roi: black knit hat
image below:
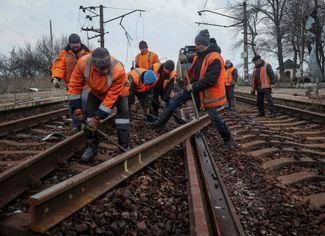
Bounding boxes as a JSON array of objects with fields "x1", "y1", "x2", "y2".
[
  {"x1": 252, "y1": 55, "x2": 261, "y2": 62},
  {"x1": 139, "y1": 40, "x2": 148, "y2": 49},
  {"x1": 68, "y1": 34, "x2": 81, "y2": 43},
  {"x1": 92, "y1": 47, "x2": 111, "y2": 69},
  {"x1": 210, "y1": 38, "x2": 217, "y2": 44},
  {"x1": 164, "y1": 60, "x2": 175, "y2": 72},
  {"x1": 195, "y1": 29, "x2": 210, "y2": 46}
]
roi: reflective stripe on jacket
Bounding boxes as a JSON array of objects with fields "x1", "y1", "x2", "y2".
[
  {"x1": 135, "y1": 51, "x2": 160, "y2": 69},
  {"x1": 251, "y1": 63, "x2": 271, "y2": 91},
  {"x1": 52, "y1": 48, "x2": 90, "y2": 87},
  {"x1": 68, "y1": 54, "x2": 126, "y2": 110},
  {"x1": 189, "y1": 52, "x2": 226, "y2": 108},
  {"x1": 225, "y1": 67, "x2": 235, "y2": 86}
]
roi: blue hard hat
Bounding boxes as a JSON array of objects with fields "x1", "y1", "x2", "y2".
[{"x1": 143, "y1": 70, "x2": 157, "y2": 85}]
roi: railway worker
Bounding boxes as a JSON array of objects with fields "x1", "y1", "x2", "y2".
[
  {"x1": 68, "y1": 47, "x2": 130, "y2": 162},
  {"x1": 251, "y1": 55, "x2": 276, "y2": 117},
  {"x1": 224, "y1": 59, "x2": 238, "y2": 110},
  {"x1": 151, "y1": 29, "x2": 236, "y2": 148},
  {"x1": 151, "y1": 60, "x2": 185, "y2": 124},
  {"x1": 135, "y1": 40, "x2": 160, "y2": 69},
  {"x1": 51, "y1": 33, "x2": 91, "y2": 131},
  {"x1": 128, "y1": 67, "x2": 158, "y2": 122}
]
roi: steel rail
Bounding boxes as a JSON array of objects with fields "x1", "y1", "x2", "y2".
[
  {"x1": 0, "y1": 108, "x2": 69, "y2": 137},
  {"x1": 193, "y1": 133, "x2": 245, "y2": 236},
  {"x1": 28, "y1": 114, "x2": 210, "y2": 233},
  {"x1": 0, "y1": 116, "x2": 114, "y2": 208},
  {"x1": 236, "y1": 95, "x2": 325, "y2": 123}
]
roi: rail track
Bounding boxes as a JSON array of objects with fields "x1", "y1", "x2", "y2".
[{"x1": 0, "y1": 95, "x2": 324, "y2": 235}]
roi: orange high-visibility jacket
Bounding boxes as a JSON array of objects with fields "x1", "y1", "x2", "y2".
[
  {"x1": 151, "y1": 62, "x2": 161, "y2": 75},
  {"x1": 52, "y1": 46, "x2": 90, "y2": 88},
  {"x1": 128, "y1": 68, "x2": 156, "y2": 92},
  {"x1": 135, "y1": 51, "x2": 160, "y2": 69},
  {"x1": 225, "y1": 67, "x2": 235, "y2": 86},
  {"x1": 251, "y1": 63, "x2": 271, "y2": 91},
  {"x1": 68, "y1": 55, "x2": 127, "y2": 112},
  {"x1": 188, "y1": 52, "x2": 226, "y2": 108}
]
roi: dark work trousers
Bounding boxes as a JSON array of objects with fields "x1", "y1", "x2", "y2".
[
  {"x1": 152, "y1": 95, "x2": 184, "y2": 124},
  {"x1": 69, "y1": 107, "x2": 82, "y2": 131},
  {"x1": 257, "y1": 89, "x2": 276, "y2": 115},
  {"x1": 82, "y1": 92, "x2": 129, "y2": 150},
  {"x1": 225, "y1": 85, "x2": 235, "y2": 110},
  {"x1": 156, "y1": 91, "x2": 231, "y2": 143},
  {"x1": 135, "y1": 91, "x2": 154, "y2": 118}
]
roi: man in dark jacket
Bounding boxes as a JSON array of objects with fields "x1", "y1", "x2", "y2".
[
  {"x1": 224, "y1": 59, "x2": 238, "y2": 110},
  {"x1": 152, "y1": 29, "x2": 235, "y2": 148},
  {"x1": 251, "y1": 55, "x2": 276, "y2": 117}
]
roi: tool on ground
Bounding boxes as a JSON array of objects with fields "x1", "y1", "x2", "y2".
[{"x1": 97, "y1": 129, "x2": 128, "y2": 152}]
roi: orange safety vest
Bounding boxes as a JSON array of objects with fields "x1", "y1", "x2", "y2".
[
  {"x1": 151, "y1": 62, "x2": 161, "y2": 75},
  {"x1": 188, "y1": 52, "x2": 226, "y2": 108},
  {"x1": 128, "y1": 68, "x2": 156, "y2": 93},
  {"x1": 135, "y1": 51, "x2": 160, "y2": 69},
  {"x1": 52, "y1": 48, "x2": 90, "y2": 88},
  {"x1": 68, "y1": 55, "x2": 126, "y2": 111},
  {"x1": 225, "y1": 67, "x2": 235, "y2": 86},
  {"x1": 251, "y1": 63, "x2": 271, "y2": 91}
]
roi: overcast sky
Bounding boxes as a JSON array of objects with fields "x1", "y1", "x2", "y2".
[{"x1": 0, "y1": 0, "x2": 254, "y2": 75}]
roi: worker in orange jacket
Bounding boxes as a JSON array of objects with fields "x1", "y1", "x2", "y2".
[
  {"x1": 68, "y1": 47, "x2": 130, "y2": 162},
  {"x1": 52, "y1": 34, "x2": 91, "y2": 131},
  {"x1": 224, "y1": 60, "x2": 238, "y2": 110},
  {"x1": 251, "y1": 55, "x2": 276, "y2": 117},
  {"x1": 135, "y1": 41, "x2": 160, "y2": 69},
  {"x1": 128, "y1": 68, "x2": 158, "y2": 121},
  {"x1": 151, "y1": 60, "x2": 185, "y2": 124},
  {"x1": 152, "y1": 29, "x2": 236, "y2": 148},
  {"x1": 51, "y1": 34, "x2": 90, "y2": 89}
]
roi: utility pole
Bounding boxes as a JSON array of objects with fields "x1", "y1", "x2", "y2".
[
  {"x1": 49, "y1": 20, "x2": 54, "y2": 59},
  {"x1": 80, "y1": 5, "x2": 145, "y2": 48},
  {"x1": 99, "y1": 5, "x2": 104, "y2": 47},
  {"x1": 243, "y1": 1, "x2": 249, "y2": 82},
  {"x1": 299, "y1": 1, "x2": 304, "y2": 82}
]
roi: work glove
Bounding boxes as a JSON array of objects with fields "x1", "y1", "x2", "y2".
[
  {"x1": 85, "y1": 116, "x2": 100, "y2": 133},
  {"x1": 179, "y1": 54, "x2": 188, "y2": 64},
  {"x1": 185, "y1": 84, "x2": 193, "y2": 92},
  {"x1": 52, "y1": 77, "x2": 60, "y2": 88},
  {"x1": 73, "y1": 108, "x2": 84, "y2": 122},
  {"x1": 250, "y1": 90, "x2": 255, "y2": 95}
]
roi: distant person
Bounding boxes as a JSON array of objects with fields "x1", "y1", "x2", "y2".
[
  {"x1": 152, "y1": 29, "x2": 236, "y2": 148},
  {"x1": 135, "y1": 41, "x2": 160, "y2": 69},
  {"x1": 224, "y1": 60, "x2": 238, "y2": 110},
  {"x1": 251, "y1": 55, "x2": 276, "y2": 117},
  {"x1": 51, "y1": 34, "x2": 90, "y2": 89},
  {"x1": 68, "y1": 48, "x2": 130, "y2": 162},
  {"x1": 52, "y1": 34, "x2": 91, "y2": 131},
  {"x1": 128, "y1": 68, "x2": 158, "y2": 121}
]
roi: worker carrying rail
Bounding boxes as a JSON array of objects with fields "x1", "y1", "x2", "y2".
[
  {"x1": 68, "y1": 47, "x2": 130, "y2": 162},
  {"x1": 151, "y1": 29, "x2": 237, "y2": 148}
]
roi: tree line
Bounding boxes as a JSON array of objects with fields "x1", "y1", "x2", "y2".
[{"x1": 229, "y1": 0, "x2": 325, "y2": 82}]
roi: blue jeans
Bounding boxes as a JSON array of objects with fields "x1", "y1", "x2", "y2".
[{"x1": 206, "y1": 107, "x2": 231, "y2": 142}]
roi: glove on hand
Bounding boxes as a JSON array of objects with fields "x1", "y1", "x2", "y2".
[
  {"x1": 250, "y1": 90, "x2": 256, "y2": 95},
  {"x1": 52, "y1": 77, "x2": 60, "y2": 88},
  {"x1": 74, "y1": 108, "x2": 84, "y2": 121},
  {"x1": 185, "y1": 84, "x2": 193, "y2": 92},
  {"x1": 85, "y1": 116, "x2": 100, "y2": 133}
]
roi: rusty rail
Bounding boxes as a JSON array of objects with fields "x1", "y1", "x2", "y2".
[
  {"x1": 0, "y1": 108, "x2": 69, "y2": 137},
  {"x1": 28, "y1": 115, "x2": 210, "y2": 232},
  {"x1": 193, "y1": 133, "x2": 245, "y2": 236}
]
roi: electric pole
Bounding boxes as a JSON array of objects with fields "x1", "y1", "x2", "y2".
[
  {"x1": 99, "y1": 5, "x2": 104, "y2": 47},
  {"x1": 243, "y1": 1, "x2": 249, "y2": 82},
  {"x1": 80, "y1": 5, "x2": 145, "y2": 48},
  {"x1": 49, "y1": 20, "x2": 53, "y2": 60}
]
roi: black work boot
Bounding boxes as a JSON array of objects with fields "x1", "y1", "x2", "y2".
[
  {"x1": 81, "y1": 145, "x2": 98, "y2": 163},
  {"x1": 117, "y1": 129, "x2": 129, "y2": 151}
]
